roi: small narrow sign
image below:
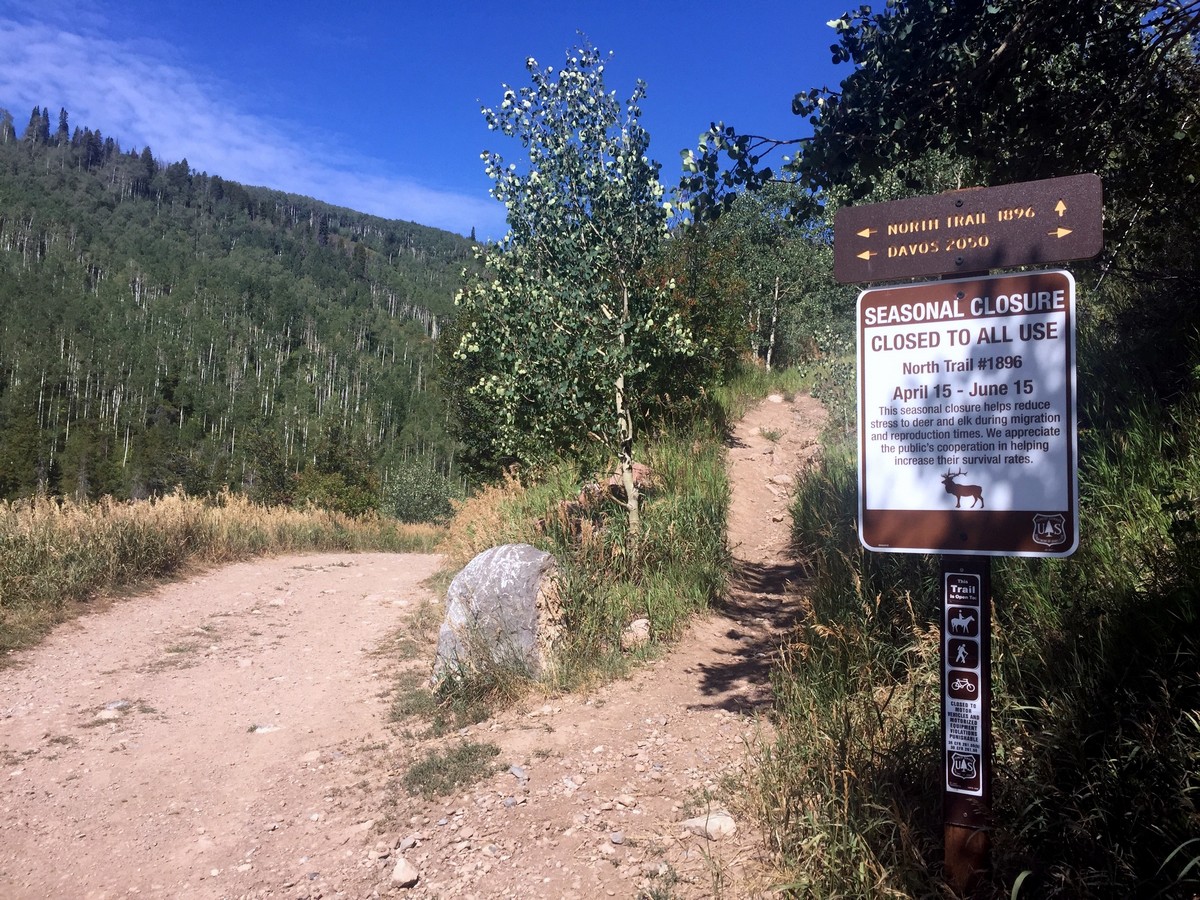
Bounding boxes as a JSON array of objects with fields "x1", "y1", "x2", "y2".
[{"x1": 944, "y1": 571, "x2": 986, "y2": 799}]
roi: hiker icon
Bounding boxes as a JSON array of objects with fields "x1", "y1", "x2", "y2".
[{"x1": 948, "y1": 639, "x2": 978, "y2": 668}]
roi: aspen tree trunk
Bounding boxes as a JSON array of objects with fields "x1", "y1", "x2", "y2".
[
  {"x1": 766, "y1": 275, "x2": 781, "y2": 371},
  {"x1": 616, "y1": 280, "x2": 640, "y2": 544}
]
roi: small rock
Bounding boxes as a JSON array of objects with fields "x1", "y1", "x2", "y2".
[
  {"x1": 610, "y1": 831, "x2": 625, "y2": 845},
  {"x1": 620, "y1": 618, "x2": 651, "y2": 652},
  {"x1": 681, "y1": 809, "x2": 738, "y2": 840},
  {"x1": 769, "y1": 473, "x2": 794, "y2": 486},
  {"x1": 509, "y1": 764, "x2": 528, "y2": 782},
  {"x1": 397, "y1": 834, "x2": 419, "y2": 851},
  {"x1": 390, "y1": 855, "x2": 420, "y2": 887}
]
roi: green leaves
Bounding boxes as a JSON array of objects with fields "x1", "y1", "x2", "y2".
[
  {"x1": 674, "y1": 122, "x2": 777, "y2": 223},
  {"x1": 790, "y1": 0, "x2": 1200, "y2": 206},
  {"x1": 449, "y1": 43, "x2": 694, "y2": 474}
]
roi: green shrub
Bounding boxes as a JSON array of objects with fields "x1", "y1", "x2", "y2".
[{"x1": 384, "y1": 461, "x2": 462, "y2": 524}]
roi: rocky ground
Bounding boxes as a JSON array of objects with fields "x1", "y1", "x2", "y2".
[{"x1": 0, "y1": 393, "x2": 824, "y2": 899}]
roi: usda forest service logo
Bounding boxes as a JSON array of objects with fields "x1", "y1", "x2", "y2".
[{"x1": 1032, "y1": 514, "x2": 1067, "y2": 547}]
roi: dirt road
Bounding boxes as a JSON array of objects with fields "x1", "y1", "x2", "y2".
[{"x1": 0, "y1": 393, "x2": 824, "y2": 899}]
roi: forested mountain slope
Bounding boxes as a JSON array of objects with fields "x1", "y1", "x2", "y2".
[{"x1": 0, "y1": 107, "x2": 475, "y2": 508}]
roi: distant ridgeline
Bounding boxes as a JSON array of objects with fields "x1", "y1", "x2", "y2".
[{"x1": 0, "y1": 106, "x2": 477, "y2": 509}]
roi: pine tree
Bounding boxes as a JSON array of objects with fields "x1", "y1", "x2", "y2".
[{"x1": 23, "y1": 106, "x2": 43, "y2": 142}]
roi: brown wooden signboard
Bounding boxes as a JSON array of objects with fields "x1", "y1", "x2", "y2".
[{"x1": 834, "y1": 173, "x2": 1103, "y2": 284}]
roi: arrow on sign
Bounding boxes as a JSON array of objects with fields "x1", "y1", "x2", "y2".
[
  {"x1": 857, "y1": 227, "x2": 877, "y2": 238},
  {"x1": 1055, "y1": 200, "x2": 1067, "y2": 217},
  {"x1": 857, "y1": 250, "x2": 877, "y2": 261},
  {"x1": 1048, "y1": 227, "x2": 1073, "y2": 239}
]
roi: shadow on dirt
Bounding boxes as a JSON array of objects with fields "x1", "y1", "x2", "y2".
[{"x1": 686, "y1": 559, "x2": 812, "y2": 714}]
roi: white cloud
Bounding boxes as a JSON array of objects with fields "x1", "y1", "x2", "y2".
[{"x1": 0, "y1": 16, "x2": 504, "y2": 237}]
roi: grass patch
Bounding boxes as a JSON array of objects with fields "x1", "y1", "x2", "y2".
[
  {"x1": 391, "y1": 659, "x2": 530, "y2": 738},
  {"x1": 390, "y1": 670, "x2": 440, "y2": 722},
  {"x1": 708, "y1": 364, "x2": 809, "y2": 422},
  {"x1": 759, "y1": 426, "x2": 787, "y2": 443},
  {"x1": 402, "y1": 740, "x2": 501, "y2": 799}
]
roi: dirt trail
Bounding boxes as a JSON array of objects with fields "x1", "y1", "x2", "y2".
[{"x1": 0, "y1": 393, "x2": 824, "y2": 899}]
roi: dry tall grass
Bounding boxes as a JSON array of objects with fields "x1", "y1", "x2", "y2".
[
  {"x1": 0, "y1": 490, "x2": 442, "y2": 656},
  {"x1": 439, "y1": 469, "x2": 537, "y2": 570}
]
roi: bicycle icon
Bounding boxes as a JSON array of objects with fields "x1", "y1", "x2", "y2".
[{"x1": 950, "y1": 677, "x2": 976, "y2": 693}]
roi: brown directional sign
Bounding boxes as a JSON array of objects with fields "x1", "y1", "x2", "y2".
[{"x1": 835, "y1": 173, "x2": 1103, "y2": 284}]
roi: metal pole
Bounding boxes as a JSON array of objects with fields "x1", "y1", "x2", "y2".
[{"x1": 941, "y1": 553, "x2": 992, "y2": 895}]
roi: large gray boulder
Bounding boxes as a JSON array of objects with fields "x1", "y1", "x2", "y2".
[{"x1": 432, "y1": 544, "x2": 563, "y2": 683}]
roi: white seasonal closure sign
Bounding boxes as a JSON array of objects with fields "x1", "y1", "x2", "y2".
[{"x1": 857, "y1": 270, "x2": 1078, "y2": 557}]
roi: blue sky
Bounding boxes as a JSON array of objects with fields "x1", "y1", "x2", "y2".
[{"x1": 0, "y1": 0, "x2": 852, "y2": 240}]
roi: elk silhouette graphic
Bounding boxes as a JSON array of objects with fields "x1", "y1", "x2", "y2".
[{"x1": 941, "y1": 469, "x2": 984, "y2": 508}]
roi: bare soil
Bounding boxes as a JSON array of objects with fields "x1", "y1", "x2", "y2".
[{"x1": 0, "y1": 393, "x2": 824, "y2": 899}]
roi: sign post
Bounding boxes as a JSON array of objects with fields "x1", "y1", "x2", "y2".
[
  {"x1": 837, "y1": 174, "x2": 1099, "y2": 895},
  {"x1": 941, "y1": 555, "x2": 991, "y2": 892}
]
